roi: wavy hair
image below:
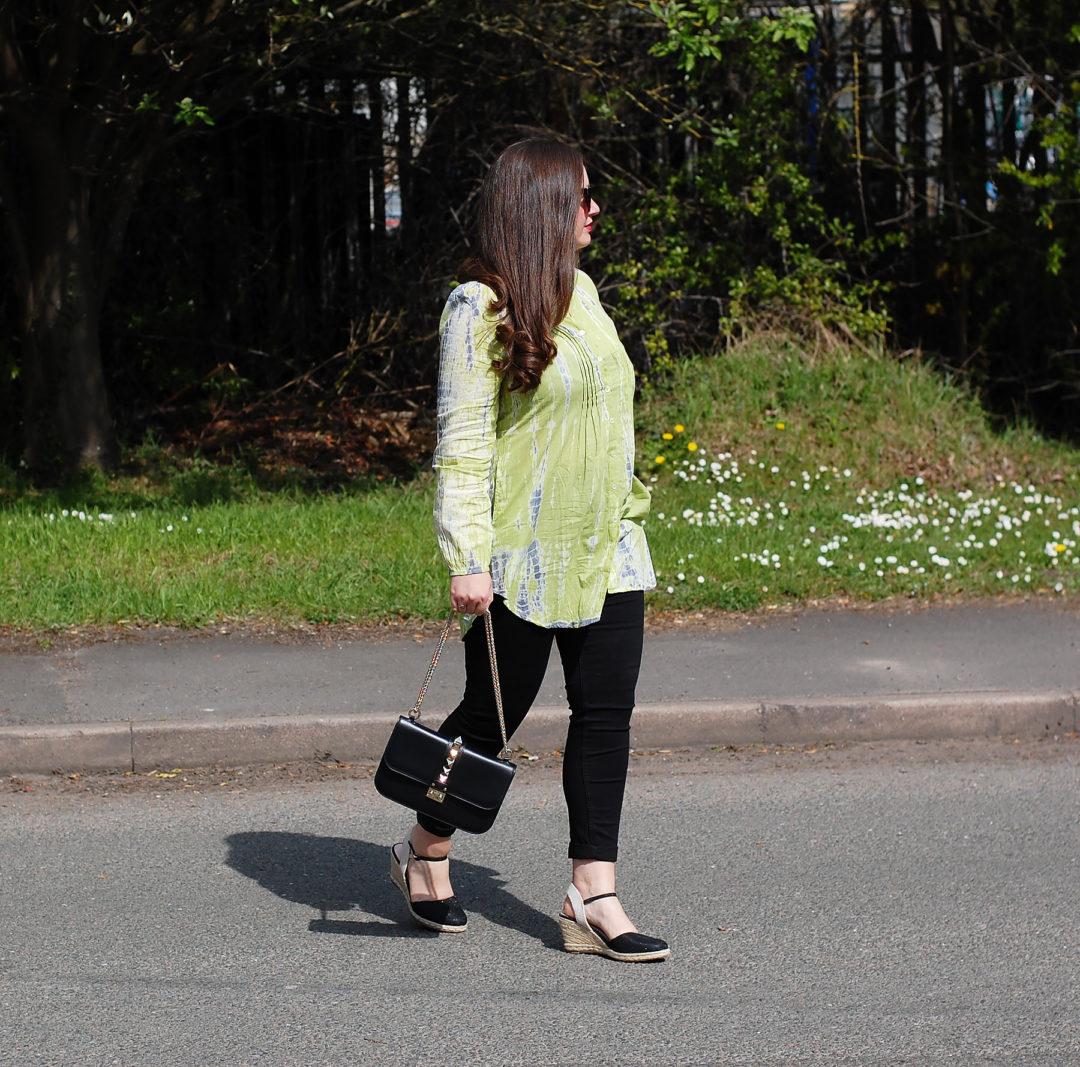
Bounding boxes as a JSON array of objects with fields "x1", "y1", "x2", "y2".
[{"x1": 458, "y1": 139, "x2": 583, "y2": 393}]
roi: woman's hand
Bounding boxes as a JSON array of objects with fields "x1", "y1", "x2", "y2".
[{"x1": 450, "y1": 572, "x2": 494, "y2": 616}]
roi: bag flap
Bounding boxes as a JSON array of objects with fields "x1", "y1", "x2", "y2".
[{"x1": 381, "y1": 716, "x2": 514, "y2": 813}]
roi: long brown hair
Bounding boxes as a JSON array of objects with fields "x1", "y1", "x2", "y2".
[{"x1": 458, "y1": 139, "x2": 583, "y2": 392}]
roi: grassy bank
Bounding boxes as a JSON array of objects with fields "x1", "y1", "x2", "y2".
[
  {"x1": 636, "y1": 338, "x2": 1079, "y2": 613},
  {"x1": 2, "y1": 337, "x2": 1077, "y2": 630}
]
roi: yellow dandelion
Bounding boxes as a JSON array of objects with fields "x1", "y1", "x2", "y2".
[
  {"x1": 655, "y1": 455, "x2": 666, "y2": 464},
  {"x1": 687, "y1": 442, "x2": 699, "y2": 451},
  {"x1": 674, "y1": 424, "x2": 685, "y2": 433},
  {"x1": 776, "y1": 422, "x2": 785, "y2": 430},
  {"x1": 662, "y1": 432, "x2": 674, "y2": 440}
]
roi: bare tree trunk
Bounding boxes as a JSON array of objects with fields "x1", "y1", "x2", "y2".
[
  {"x1": 961, "y1": 27, "x2": 986, "y2": 212},
  {"x1": 396, "y1": 74, "x2": 413, "y2": 240},
  {"x1": 368, "y1": 78, "x2": 387, "y2": 274},
  {"x1": 938, "y1": 0, "x2": 971, "y2": 362},
  {"x1": 344, "y1": 79, "x2": 364, "y2": 290},
  {"x1": 4, "y1": 115, "x2": 115, "y2": 471},
  {"x1": 907, "y1": 0, "x2": 935, "y2": 222},
  {"x1": 877, "y1": 0, "x2": 899, "y2": 221}
]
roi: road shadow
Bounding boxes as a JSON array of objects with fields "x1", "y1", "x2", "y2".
[{"x1": 224, "y1": 832, "x2": 559, "y2": 947}]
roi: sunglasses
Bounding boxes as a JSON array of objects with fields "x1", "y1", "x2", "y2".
[{"x1": 582, "y1": 187, "x2": 593, "y2": 211}]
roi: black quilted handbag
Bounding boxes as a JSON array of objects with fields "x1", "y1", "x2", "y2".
[{"x1": 374, "y1": 611, "x2": 515, "y2": 834}]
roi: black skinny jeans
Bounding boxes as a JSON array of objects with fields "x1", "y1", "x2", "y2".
[{"x1": 417, "y1": 590, "x2": 644, "y2": 863}]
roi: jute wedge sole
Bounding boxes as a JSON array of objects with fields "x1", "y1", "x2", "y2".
[
  {"x1": 389, "y1": 841, "x2": 468, "y2": 933},
  {"x1": 557, "y1": 914, "x2": 670, "y2": 962},
  {"x1": 557, "y1": 885, "x2": 670, "y2": 962}
]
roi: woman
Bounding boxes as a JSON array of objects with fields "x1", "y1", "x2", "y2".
[{"x1": 390, "y1": 139, "x2": 668, "y2": 963}]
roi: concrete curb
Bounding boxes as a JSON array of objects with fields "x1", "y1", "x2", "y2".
[{"x1": 2, "y1": 690, "x2": 1077, "y2": 775}]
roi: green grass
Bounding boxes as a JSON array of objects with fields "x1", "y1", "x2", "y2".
[
  {"x1": 1, "y1": 485, "x2": 449, "y2": 629},
  {"x1": 1, "y1": 335, "x2": 1078, "y2": 631}
]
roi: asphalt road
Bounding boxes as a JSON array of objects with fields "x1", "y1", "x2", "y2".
[{"x1": 2, "y1": 737, "x2": 1079, "y2": 1066}]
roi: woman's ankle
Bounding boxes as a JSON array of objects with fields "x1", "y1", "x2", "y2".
[
  {"x1": 565, "y1": 859, "x2": 638, "y2": 938},
  {"x1": 410, "y1": 824, "x2": 452, "y2": 860},
  {"x1": 405, "y1": 825, "x2": 454, "y2": 901},
  {"x1": 570, "y1": 857, "x2": 616, "y2": 899}
]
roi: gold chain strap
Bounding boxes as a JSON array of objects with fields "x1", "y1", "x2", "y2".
[{"x1": 409, "y1": 611, "x2": 512, "y2": 762}]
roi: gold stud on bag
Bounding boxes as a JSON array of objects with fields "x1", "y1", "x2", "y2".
[
  {"x1": 426, "y1": 736, "x2": 463, "y2": 803},
  {"x1": 374, "y1": 611, "x2": 516, "y2": 834}
]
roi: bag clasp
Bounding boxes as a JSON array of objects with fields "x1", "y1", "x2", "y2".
[{"x1": 426, "y1": 736, "x2": 463, "y2": 803}]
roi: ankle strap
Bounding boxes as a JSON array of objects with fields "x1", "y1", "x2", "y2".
[
  {"x1": 408, "y1": 841, "x2": 448, "y2": 863},
  {"x1": 583, "y1": 891, "x2": 618, "y2": 905}
]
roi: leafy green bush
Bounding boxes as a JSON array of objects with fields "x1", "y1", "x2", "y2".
[{"x1": 598, "y1": 0, "x2": 888, "y2": 370}]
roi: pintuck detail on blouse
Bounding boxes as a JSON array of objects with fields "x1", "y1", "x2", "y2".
[{"x1": 433, "y1": 269, "x2": 655, "y2": 629}]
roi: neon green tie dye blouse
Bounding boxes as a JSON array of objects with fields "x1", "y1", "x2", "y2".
[{"x1": 433, "y1": 269, "x2": 655, "y2": 628}]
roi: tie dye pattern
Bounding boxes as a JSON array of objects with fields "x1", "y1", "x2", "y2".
[{"x1": 433, "y1": 270, "x2": 655, "y2": 628}]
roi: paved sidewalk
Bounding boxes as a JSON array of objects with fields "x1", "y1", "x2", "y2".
[{"x1": 1, "y1": 600, "x2": 1078, "y2": 773}]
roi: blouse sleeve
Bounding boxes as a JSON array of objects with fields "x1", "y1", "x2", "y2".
[{"x1": 432, "y1": 283, "x2": 504, "y2": 575}]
